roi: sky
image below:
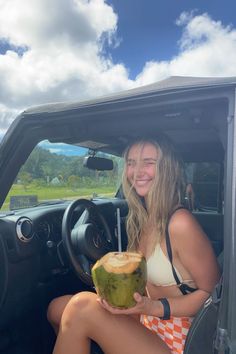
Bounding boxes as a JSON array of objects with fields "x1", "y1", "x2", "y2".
[{"x1": 1, "y1": 0, "x2": 236, "y2": 137}]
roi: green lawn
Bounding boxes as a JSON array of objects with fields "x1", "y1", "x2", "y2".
[{"x1": 1, "y1": 184, "x2": 116, "y2": 211}]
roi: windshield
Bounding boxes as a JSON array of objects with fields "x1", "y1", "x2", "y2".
[{"x1": 1, "y1": 140, "x2": 124, "y2": 211}]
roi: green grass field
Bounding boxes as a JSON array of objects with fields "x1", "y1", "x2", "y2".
[{"x1": 1, "y1": 184, "x2": 116, "y2": 211}]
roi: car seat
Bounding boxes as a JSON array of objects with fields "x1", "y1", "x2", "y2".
[{"x1": 183, "y1": 250, "x2": 223, "y2": 354}]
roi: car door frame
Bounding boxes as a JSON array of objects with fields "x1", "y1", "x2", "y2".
[{"x1": 215, "y1": 87, "x2": 236, "y2": 353}]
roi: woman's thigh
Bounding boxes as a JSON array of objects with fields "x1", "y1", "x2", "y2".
[
  {"x1": 61, "y1": 292, "x2": 171, "y2": 354},
  {"x1": 91, "y1": 312, "x2": 170, "y2": 354}
]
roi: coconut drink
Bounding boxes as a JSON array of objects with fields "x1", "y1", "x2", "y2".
[{"x1": 92, "y1": 252, "x2": 147, "y2": 309}]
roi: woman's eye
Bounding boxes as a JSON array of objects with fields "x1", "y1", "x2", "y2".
[
  {"x1": 126, "y1": 160, "x2": 156, "y2": 167},
  {"x1": 144, "y1": 161, "x2": 155, "y2": 166},
  {"x1": 127, "y1": 161, "x2": 135, "y2": 167}
]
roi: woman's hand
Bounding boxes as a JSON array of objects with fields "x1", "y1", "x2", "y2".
[{"x1": 97, "y1": 293, "x2": 161, "y2": 316}]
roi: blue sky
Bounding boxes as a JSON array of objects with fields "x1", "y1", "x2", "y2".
[
  {"x1": 1, "y1": 0, "x2": 236, "y2": 137},
  {"x1": 39, "y1": 140, "x2": 88, "y2": 156},
  {"x1": 106, "y1": 0, "x2": 236, "y2": 78}
]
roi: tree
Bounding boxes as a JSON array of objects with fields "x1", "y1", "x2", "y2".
[
  {"x1": 68, "y1": 175, "x2": 80, "y2": 191},
  {"x1": 18, "y1": 171, "x2": 32, "y2": 191}
]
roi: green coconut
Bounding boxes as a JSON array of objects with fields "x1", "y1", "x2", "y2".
[{"x1": 92, "y1": 252, "x2": 147, "y2": 309}]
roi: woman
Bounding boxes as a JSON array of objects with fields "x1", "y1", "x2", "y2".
[{"x1": 49, "y1": 137, "x2": 220, "y2": 354}]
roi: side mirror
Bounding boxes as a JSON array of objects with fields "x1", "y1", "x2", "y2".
[{"x1": 83, "y1": 156, "x2": 113, "y2": 171}]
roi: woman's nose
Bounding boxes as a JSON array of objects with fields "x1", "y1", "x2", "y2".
[{"x1": 135, "y1": 162, "x2": 145, "y2": 175}]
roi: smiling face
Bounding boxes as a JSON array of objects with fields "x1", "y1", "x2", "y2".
[{"x1": 126, "y1": 142, "x2": 158, "y2": 198}]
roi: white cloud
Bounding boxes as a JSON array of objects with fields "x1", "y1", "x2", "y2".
[
  {"x1": 136, "y1": 13, "x2": 236, "y2": 85},
  {"x1": 0, "y1": 0, "x2": 133, "y2": 116},
  {"x1": 0, "y1": 0, "x2": 116, "y2": 48},
  {"x1": 1, "y1": 4, "x2": 236, "y2": 135},
  {"x1": 0, "y1": 104, "x2": 20, "y2": 134}
]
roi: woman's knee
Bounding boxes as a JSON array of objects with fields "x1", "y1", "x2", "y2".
[
  {"x1": 47, "y1": 295, "x2": 73, "y2": 328},
  {"x1": 61, "y1": 292, "x2": 99, "y2": 329}
]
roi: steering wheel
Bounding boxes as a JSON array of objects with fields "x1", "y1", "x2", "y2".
[{"x1": 62, "y1": 199, "x2": 117, "y2": 285}]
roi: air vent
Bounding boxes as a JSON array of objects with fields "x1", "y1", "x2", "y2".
[{"x1": 16, "y1": 217, "x2": 34, "y2": 243}]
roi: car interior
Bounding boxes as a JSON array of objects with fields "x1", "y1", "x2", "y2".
[{"x1": 0, "y1": 76, "x2": 233, "y2": 353}]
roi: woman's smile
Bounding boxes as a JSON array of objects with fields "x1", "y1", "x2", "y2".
[
  {"x1": 126, "y1": 142, "x2": 158, "y2": 197},
  {"x1": 134, "y1": 178, "x2": 152, "y2": 186}
]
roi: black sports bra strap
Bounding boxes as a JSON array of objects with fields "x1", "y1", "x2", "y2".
[{"x1": 165, "y1": 206, "x2": 196, "y2": 295}]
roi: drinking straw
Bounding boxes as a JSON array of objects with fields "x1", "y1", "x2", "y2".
[{"x1": 116, "y1": 208, "x2": 122, "y2": 252}]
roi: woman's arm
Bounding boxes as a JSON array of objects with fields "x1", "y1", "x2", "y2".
[{"x1": 165, "y1": 208, "x2": 221, "y2": 317}]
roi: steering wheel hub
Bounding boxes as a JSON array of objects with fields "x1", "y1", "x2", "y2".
[{"x1": 62, "y1": 199, "x2": 116, "y2": 285}]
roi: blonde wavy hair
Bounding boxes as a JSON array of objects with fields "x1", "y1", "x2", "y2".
[{"x1": 122, "y1": 137, "x2": 186, "y2": 252}]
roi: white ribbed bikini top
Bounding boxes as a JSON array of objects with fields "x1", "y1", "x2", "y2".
[{"x1": 146, "y1": 243, "x2": 193, "y2": 287}]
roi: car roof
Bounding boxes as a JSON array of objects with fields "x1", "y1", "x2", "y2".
[
  {"x1": 3, "y1": 76, "x2": 235, "y2": 152},
  {"x1": 23, "y1": 75, "x2": 236, "y2": 115}
]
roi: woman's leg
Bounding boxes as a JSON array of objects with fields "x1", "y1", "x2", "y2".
[
  {"x1": 47, "y1": 295, "x2": 73, "y2": 334},
  {"x1": 53, "y1": 291, "x2": 171, "y2": 354}
]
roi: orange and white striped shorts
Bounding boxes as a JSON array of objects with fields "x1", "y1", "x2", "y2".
[{"x1": 140, "y1": 314, "x2": 193, "y2": 354}]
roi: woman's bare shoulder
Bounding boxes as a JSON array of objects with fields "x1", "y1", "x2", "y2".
[
  {"x1": 168, "y1": 208, "x2": 220, "y2": 292},
  {"x1": 168, "y1": 208, "x2": 208, "y2": 244}
]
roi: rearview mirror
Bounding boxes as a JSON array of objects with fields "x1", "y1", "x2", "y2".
[{"x1": 83, "y1": 156, "x2": 113, "y2": 171}]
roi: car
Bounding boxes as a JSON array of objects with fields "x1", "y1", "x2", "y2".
[{"x1": 0, "y1": 75, "x2": 235, "y2": 354}]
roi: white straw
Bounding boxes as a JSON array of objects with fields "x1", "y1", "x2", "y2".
[{"x1": 116, "y1": 208, "x2": 122, "y2": 252}]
